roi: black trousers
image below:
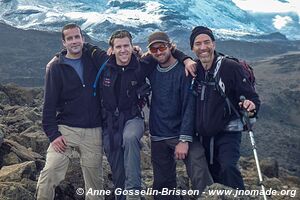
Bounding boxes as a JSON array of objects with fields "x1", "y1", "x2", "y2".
[
  {"x1": 151, "y1": 138, "x2": 213, "y2": 200},
  {"x1": 203, "y1": 132, "x2": 245, "y2": 190}
]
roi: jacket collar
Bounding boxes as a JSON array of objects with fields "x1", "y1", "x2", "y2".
[{"x1": 109, "y1": 53, "x2": 139, "y2": 71}]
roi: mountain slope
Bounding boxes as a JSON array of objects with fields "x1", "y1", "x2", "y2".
[
  {"x1": 0, "y1": 0, "x2": 299, "y2": 41},
  {"x1": 0, "y1": 22, "x2": 96, "y2": 86},
  {"x1": 1, "y1": 22, "x2": 299, "y2": 86},
  {"x1": 240, "y1": 52, "x2": 300, "y2": 176}
]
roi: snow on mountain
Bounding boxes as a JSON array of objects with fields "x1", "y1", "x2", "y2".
[{"x1": 0, "y1": 0, "x2": 299, "y2": 42}]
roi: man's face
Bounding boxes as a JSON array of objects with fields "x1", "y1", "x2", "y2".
[
  {"x1": 62, "y1": 27, "x2": 84, "y2": 58},
  {"x1": 149, "y1": 42, "x2": 171, "y2": 65},
  {"x1": 192, "y1": 34, "x2": 215, "y2": 66},
  {"x1": 112, "y1": 37, "x2": 133, "y2": 66}
]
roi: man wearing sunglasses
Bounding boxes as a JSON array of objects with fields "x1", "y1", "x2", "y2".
[{"x1": 146, "y1": 32, "x2": 213, "y2": 200}]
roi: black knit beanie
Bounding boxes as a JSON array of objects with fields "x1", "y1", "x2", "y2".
[{"x1": 190, "y1": 26, "x2": 215, "y2": 49}]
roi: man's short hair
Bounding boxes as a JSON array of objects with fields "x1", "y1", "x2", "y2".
[
  {"x1": 109, "y1": 30, "x2": 133, "y2": 47},
  {"x1": 61, "y1": 23, "x2": 83, "y2": 41}
]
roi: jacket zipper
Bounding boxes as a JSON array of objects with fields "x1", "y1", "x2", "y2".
[{"x1": 201, "y1": 71, "x2": 209, "y2": 134}]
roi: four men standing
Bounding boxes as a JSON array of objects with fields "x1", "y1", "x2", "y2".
[{"x1": 36, "y1": 23, "x2": 260, "y2": 200}]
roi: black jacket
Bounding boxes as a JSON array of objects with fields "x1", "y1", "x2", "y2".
[
  {"x1": 195, "y1": 52, "x2": 260, "y2": 136},
  {"x1": 91, "y1": 49, "x2": 151, "y2": 151},
  {"x1": 100, "y1": 54, "x2": 146, "y2": 122},
  {"x1": 42, "y1": 46, "x2": 102, "y2": 142}
]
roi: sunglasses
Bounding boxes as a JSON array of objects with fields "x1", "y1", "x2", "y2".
[{"x1": 149, "y1": 44, "x2": 168, "y2": 53}]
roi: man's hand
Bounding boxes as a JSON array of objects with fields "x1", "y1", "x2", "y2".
[
  {"x1": 133, "y1": 45, "x2": 143, "y2": 57},
  {"x1": 183, "y1": 58, "x2": 197, "y2": 77},
  {"x1": 175, "y1": 142, "x2": 189, "y2": 160},
  {"x1": 46, "y1": 56, "x2": 59, "y2": 71},
  {"x1": 141, "y1": 50, "x2": 151, "y2": 58},
  {"x1": 239, "y1": 99, "x2": 256, "y2": 116},
  {"x1": 51, "y1": 136, "x2": 67, "y2": 153},
  {"x1": 107, "y1": 47, "x2": 113, "y2": 56}
]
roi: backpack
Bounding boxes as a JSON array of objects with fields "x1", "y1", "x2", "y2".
[
  {"x1": 214, "y1": 54, "x2": 256, "y2": 131},
  {"x1": 218, "y1": 52, "x2": 256, "y2": 90}
]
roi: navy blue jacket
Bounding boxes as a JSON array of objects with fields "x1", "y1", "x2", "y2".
[
  {"x1": 89, "y1": 47, "x2": 154, "y2": 150},
  {"x1": 42, "y1": 46, "x2": 103, "y2": 142},
  {"x1": 100, "y1": 54, "x2": 147, "y2": 122},
  {"x1": 86, "y1": 44, "x2": 153, "y2": 121}
]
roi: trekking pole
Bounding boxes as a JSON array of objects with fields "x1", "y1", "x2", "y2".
[{"x1": 240, "y1": 96, "x2": 267, "y2": 200}]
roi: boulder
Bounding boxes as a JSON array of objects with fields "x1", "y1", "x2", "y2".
[
  {"x1": 0, "y1": 182, "x2": 34, "y2": 200},
  {"x1": 260, "y1": 157, "x2": 279, "y2": 178},
  {"x1": 0, "y1": 84, "x2": 37, "y2": 106},
  {"x1": 0, "y1": 161, "x2": 36, "y2": 182},
  {"x1": 2, "y1": 114, "x2": 33, "y2": 134},
  {"x1": 0, "y1": 91, "x2": 10, "y2": 105},
  {"x1": 14, "y1": 130, "x2": 49, "y2": 156},
  {"x1": 1, "y1": 139, "x2": 43, "y2": 162},
  {"x1": 24, "y1": 107, "x2": 42, "y2": 122},
  {"x1": 3, "y1": 152, "x2": 21, "y2": 165}
]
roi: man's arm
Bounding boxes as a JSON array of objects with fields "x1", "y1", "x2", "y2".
[
  {"x1": 45, "y1": 43, "x2": 110, "y2": 71},
  {"x1": 172, "y1": 49, "x2": 197, "y2": 77},
  {"x1": 42, "y1": 64, "x2": 62, "y2": 142},
  {"x1": 43, "y1": 63, "x2": 70, "y2": 153},
  {"x1": 179, "y1": 74, "x2": 195, "y2": 140},
  {"x1": 139, "y1": 48, "x2": 197, "y2": 78},
  {"x1": 84, "y1": 43, "x2": 110, "y2": 69},
  {"x1": 138, "y1": 54, "x2": 158, "y2": 79},
  {"x1": 175, "y1": 74, "x2": 195, "y2": 160}
]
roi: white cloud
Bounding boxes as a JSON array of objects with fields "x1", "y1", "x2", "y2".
[
  {"x1": 272, "y1": 15, "x2": 293, "y2": 29},
  {"x1": 232, "y1": 0, "x2": 300, "y2": 15}
]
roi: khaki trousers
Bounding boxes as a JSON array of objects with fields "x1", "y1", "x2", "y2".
[{"x1": 36, "y1": 125, "x2": 103, "y2": 200}]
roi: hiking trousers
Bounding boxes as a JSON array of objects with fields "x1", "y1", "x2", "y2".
[
  {"x1": 151, "y1": 138, "x2": 213, "y2": 200},
  {"x1": 103, "y1": 117, "x2": 144, "y2": 200},
  {"x1": 36, "y1": 125, "x2": 103, "y2": 200},
  {"x1": 203, "y1": 131, "x2": 245, "y2": 190}
]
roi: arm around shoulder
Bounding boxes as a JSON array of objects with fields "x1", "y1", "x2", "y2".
[{"x1": 83, "y1": 43, "x2": 109, "y2": 68}]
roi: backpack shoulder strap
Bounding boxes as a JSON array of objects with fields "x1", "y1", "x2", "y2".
[
  {"x1": 93, "y1": 58, "x2": 110, "y2": 96},
  {"x1": 214, "y1": 55, "x2": 241, "y2": 118},
  {"x1": 213, "y1": 55, "x2": 224, "y2": 78}
]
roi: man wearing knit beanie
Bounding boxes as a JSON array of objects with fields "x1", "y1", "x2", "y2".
[
  {"x1": 190, "y1": 26, "x2": 215, "y2": 50},
  {"x1": 186, "y1": 26, "x2": 260, "y2": 191}
]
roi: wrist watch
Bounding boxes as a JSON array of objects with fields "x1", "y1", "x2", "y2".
[{"x1": 179, "y1": 139, "x2": 188, "y2": 143}]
